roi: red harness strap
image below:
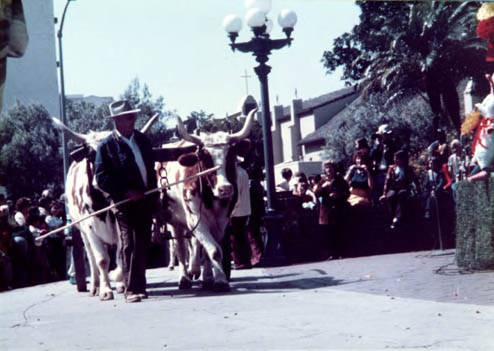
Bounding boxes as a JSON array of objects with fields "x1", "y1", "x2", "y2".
[{"x1": 472, "y1": 117, "x2": 494, "y2": 154}]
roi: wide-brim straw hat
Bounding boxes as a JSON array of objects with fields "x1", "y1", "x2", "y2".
[{"x1": 107, "y1": 100, "x2": 141, "y2": 118}]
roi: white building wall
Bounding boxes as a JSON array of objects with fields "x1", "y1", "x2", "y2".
[
  {"x1": 3, "y1": 0, "x2": 60, "y2": 117},
  {"x1": 299, "y1": 115, "x2": 315, "y2": 139},
  {"x1": 281, "y1": 121, "x2": 292, "y2": 162}
]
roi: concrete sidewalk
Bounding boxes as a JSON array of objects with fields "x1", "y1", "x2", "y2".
[{"x1": 1, "y1": 249, "x2": 494, "y2": 350}]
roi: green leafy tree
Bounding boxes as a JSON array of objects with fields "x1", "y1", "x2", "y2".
[
  {"x1": 66, "y1": 99, "x2": 109, "y2": 134},
  {"x1": 325, "y1": 93, "x2": 433, "y2": 168},
  {"x1": 0, "y1": 104, "x2": 62, "y2": 198},
  {"x1": 322, "y1": 1, "x2": 485, "y2": 134}
]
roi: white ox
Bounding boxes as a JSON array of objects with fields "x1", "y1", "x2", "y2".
[
  {"x1": 157, "y1": 109, "x2": 256, "y2": 291},
  {"x1": 52, "y1": 115, "x2": 158, "y2": 300}
]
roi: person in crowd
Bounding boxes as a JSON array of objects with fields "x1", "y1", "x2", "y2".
[
  {"x1": 247, "y1": 166, "x2": 265, "y2": 267},
  {"x1": 41, "y1": 189, "x2": 54, "y2": 200},
  {"x1": 380, "y1": 150, "x2": 420, "y2": 230},
  {"x1": 354, "y1": 137, "x2": 370, "y2": 157},
  {"x1": 0, "y1": 204, "x2": 14, "y2": 290},
  {"x1": 423, "y1": 157, "x2": 448, "y2": 220},
  {"x1": 293, "y1": 178, "x2": 317, "y2": 210},
  {"x1": 428, "y1": 129, "x2": 450, "y2": 164},
  {"x1": 44, "y1": 200, "x2": 64, "y2": 229},
  {"x1": 228, "y1": 164, "x2": 252, "y2": 271},
  {"x1": 25, "y1": 206, "x2": 49, "y2": 283},
  {"x1": 291, "y1": 171, "x2": 307, "y2": 190},
  {"x1": 370, "y1": 124, "x2": 398, "y2": 205},
  {"x1": 447, "y1": 139, "x2": 468, "y2": 201},
  {"x1": 276, "y1": 167, "x2": 293, "y2": 192},
  {"x1": 95, "y1": 100, "x2": 158, "y2": 303},
  {"x1": 43, "y1": 201, "x2": 66, "y2": 281},
  {"x1": 309, "y1": 174, "x2": 321, "y2": 193},
  {"x1": 314, "y1": 161, "x2": 350, "y2": 258},
  {"x1": 344, "y1": 149, "x2": 373, "y2": 208},
  {"x1": 14, "y1": 197, "x2": 31, "y2": 226}
]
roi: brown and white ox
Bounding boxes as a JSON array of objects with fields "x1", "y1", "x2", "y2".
[
  {"x1": 157, "y1": 108, "x2": 256, "y2": 291},
  {"x1": 52, "y1": 115, "x2": 158, "y2": 300}
]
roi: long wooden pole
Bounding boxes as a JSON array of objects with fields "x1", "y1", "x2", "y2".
[{"x1": 35, "y1": 165, "x2": 220, "y2": 242}]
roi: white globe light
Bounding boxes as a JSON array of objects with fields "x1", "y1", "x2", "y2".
[
  {"x1": 246, "y1": 8, "x2": 266, "y2": 28},
  {"x1": 222, "y1": 14, "x2": 242, "y2": 33},
  {"x1": 265, "y1": 18, "x2": 273, "y2": 34},
  {"x1": 245, "y1": 0, "x2": 272, "y2": 14},
  {"x1": 278, "y1": 9, "x2": 297, "y2": 28}
]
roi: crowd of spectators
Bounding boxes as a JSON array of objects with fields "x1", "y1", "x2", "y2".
[
  {"x1": 0, "y1": 189, "x2": 67, "y2": 291},
  {"x1": 275, "y1": 124, "x2": 470, "y2": 259}
]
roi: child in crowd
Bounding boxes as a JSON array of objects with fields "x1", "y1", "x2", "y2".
[
  {"x1": 447, "y1": 139, "x2": 468, "y2": 201},
  {"x1": 344, "y1": 150, "x2": 373, "y2": 207},
  {"x1": 276, "y1": 167, "x2": 292, "y2": 192}
]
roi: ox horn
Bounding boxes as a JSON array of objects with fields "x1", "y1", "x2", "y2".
[
  {"x1": 228, "y1": 108, "x2": 257, "y2": 143},
  {"x1": 140, "y1": 113, "x2": 159, "y2": 134},
  {"x1": 51, "y1": 117, "x2": 86, "y2": 144},
  {"x1": 176, "y1": 116, "x2": 203, "y2": 146}
]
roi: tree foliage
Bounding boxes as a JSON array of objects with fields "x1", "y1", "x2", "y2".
[
  {"x1": 322, "y1": 1, "x2": 485, "y2": 134},
  {"x1": 0, "y1": 104, "x2": 62, "y2": 198},
  {"x1": 325, "y1": 93, "x2": 433, "y2": 168}
]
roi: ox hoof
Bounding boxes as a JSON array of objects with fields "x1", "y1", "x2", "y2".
[
  {"x1": 99, "y1": 291, "x2": 114, "y2": 301},
  {"x1": 89, "y1": 287, "x2": 99, "y2": 297},
  {"x1": 212, "y1": 282, "x2": 230, "y2": 292},
  {"x1": 201, "y1": 280, "x2": 214, "y2": 291},
  {"x1": 116, "y1": 285, "x2": 125, "y2": 294},
  {"x1": 178, "y1": 277, "x2": 192, "y2": 290}
]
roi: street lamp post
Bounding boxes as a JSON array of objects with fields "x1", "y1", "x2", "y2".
[
  {"x1": 223, "y1": 1, "x2": 297, "y2": 265},
  {"x1": 56, "y1": 0, "x2": 76, "y2": 184}
]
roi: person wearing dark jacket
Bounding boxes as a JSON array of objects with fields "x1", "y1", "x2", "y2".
[
  {"x1": 314, "y1": 161, "x2": 350, "y2": 258},
  {"x1": 95, "y1": 100, "x2": 158, "y2": 303},
  {"x1": 380, "y1": 150, "x2": 419, "y2": 230}
]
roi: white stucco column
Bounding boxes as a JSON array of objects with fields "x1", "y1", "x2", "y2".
[
  {"x1": 290, "y1": 99, "x2": 302, "y2": 161},
  {"x1": 272, "y1": 105, "x2": 283, "y2": 165}
]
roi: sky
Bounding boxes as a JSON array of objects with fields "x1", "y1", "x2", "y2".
[{"x1": 53, "y1": 0, "x2": 360, "y2": 118}]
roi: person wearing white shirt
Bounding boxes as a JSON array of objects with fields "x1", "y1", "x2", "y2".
[{"x1": 227, "y1": 165, "x2": 252, "y2": 271}]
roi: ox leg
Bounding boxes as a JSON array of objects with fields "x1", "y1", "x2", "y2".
[
  {"x1": 170, "y1": 226, "x2": 192, "y2": 290},
  {"x1": 166, "y1": 224, "x2": 176, "y2": 271},
  {"x1": 80, "y1": 233, "x2": 100, "y2": 297},
  {"x1": 193, "y1": 225, "x2": 230, "y2": 292},
  {"x1": 201, "y1": 257, "x2": 214, "y2": 290},
  {"x1": 109, "y1": 242, "x2": 124, "y2": 294},
  {"x1": 85, "y1": 234, "x2": 114, "y2": 301},
  {"x1": 188, "y1": 236, "x2": 201, "y2": 280}
]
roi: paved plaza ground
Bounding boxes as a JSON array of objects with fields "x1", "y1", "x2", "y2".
[{"x1": 1, "y1": 249, "x2": 494, "y2": 350}]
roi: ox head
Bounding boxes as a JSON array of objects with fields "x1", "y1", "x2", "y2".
[{"x1": 175, "y1": 108, "x2": 256, "y2": 199}]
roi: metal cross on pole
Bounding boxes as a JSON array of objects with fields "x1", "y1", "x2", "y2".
[{"x1": 241, "y1": 69, "x2": 251, "y2": 95}]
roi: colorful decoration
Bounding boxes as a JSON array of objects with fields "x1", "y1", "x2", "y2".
[{"x1": 477, "y1": 3, "x2": 494, "y2": 62}]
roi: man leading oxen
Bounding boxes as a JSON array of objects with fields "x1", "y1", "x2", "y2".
[
  {"x1": 158, "y1": 108, "x2": 256, "y2": 292},
  {"x1": 94, "y1": 100, "x2": 159, "y2": 303},
  {"x1": 52, "y1": 100, "x2": 195, "y2": 302}
]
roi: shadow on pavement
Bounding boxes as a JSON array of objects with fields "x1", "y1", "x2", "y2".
[{"x1": 147, "y1": 272, "x2": 354, "y2": 299}]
